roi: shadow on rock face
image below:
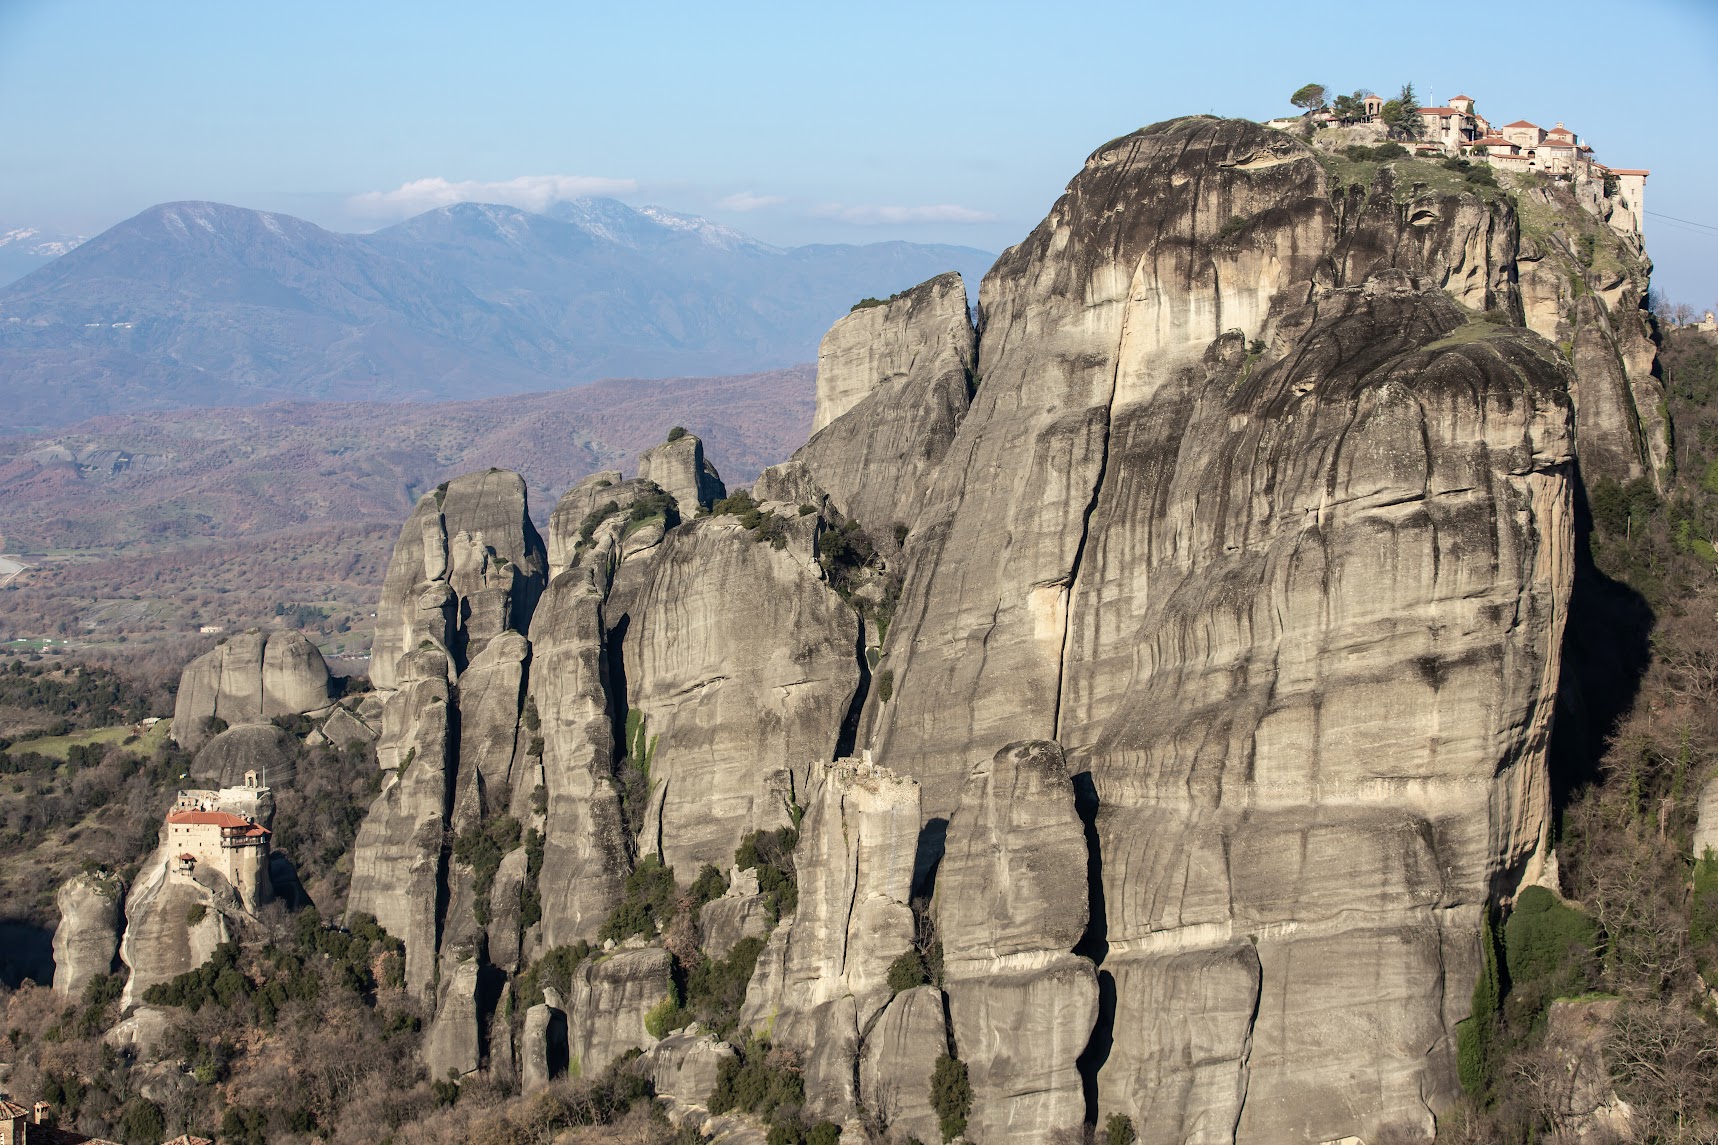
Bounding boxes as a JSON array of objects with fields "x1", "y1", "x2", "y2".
[
  {"x1": 1550, "y1": 460, "x2": 1655, "y2": 808},
  {"x1": 0, "y1": 918, "x2": 55, "y2": 988}
]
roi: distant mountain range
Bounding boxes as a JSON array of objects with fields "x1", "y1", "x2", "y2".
[
  {"x1": 0, "y1": 225, "x2": 87, "y2": 287},
  {"x1": 0, "y1": 200, "x2": 992, "y2": 432},
  {"x1": 0, "y1": 366, "x2": 817, "y2": 661}
]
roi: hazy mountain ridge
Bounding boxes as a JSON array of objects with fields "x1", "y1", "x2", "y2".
[
  {"x1": 0, "y1": 366, "x2": 814, "y2": 664},
  {"x1": 0, "y1": 198, "x2": 991, "y2": 432},
  {"x1": 0, "y1": 224, "x2": 88, "y2": 286}
]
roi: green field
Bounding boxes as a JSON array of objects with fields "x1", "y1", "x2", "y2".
[{"x1": 9, "y1": 718, "x2": 173, "y2": 760}]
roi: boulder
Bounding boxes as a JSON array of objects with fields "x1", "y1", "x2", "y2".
[
  {"x1": 699, "y1": 892, "x2": 770, "y2": 961},
  {"x1": 641, "y1": 1031, "x2": 736, "y2": 1107},
  {"x1": 52, "y1": 871, "x2": 124, "y2": 998},
  {"x1": 637, "y1": 432, "x2": 726, "y2": 513},
  {"x1": 190, "y1": 722, "x2": 298, "y2": 788},
  {"x1": 567, "y1": 947, "x2": 674, "y2": 1077},
  {"x1": 320, "y1": 706, "x2": 378, "y2": 750},
  {"x1": 522, "y1": 999, "x2": 569, "y2": 1094},
  {"x1": 172, "y1": 630, "x2": 332, "y2": 750},
  {"x1": 423, "y1": 954, "x2": 482, "y2": 1080}
]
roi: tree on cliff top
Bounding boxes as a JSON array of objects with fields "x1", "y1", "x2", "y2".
[
  {"x1": 1290, "y1": 83, "x2": 1327, "y2": 112},
  {"x1": 1331, "y1": 90, "x2": 1370, "y2": 123},
  {"x1": 1381, "y1": 83, "x2": 1423, "y2": 140}
]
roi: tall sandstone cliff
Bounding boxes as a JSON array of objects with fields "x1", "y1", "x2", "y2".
[{"x1": 338, "y1": 116, "x2": 1658, "y2": 1142}]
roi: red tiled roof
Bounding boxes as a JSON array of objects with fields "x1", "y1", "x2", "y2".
[
  {"x1": 177, "y1": 853, "x2": 196, "y2": 862},
  {"x1": 166, "y1": 810, "x2": 270, "y2": 836},
  {"x1": 1502, "y1": 120, "x2": 1540, "y2": 129},
  {"x1": 1419, "y1": 107, "x2": 1460, "y2": 117},
  {"x1": 0, "y1": 1098, "x2": 30, "y2": 1117},
  {"x1": 1451, "y1": 93, "x2": 1474, "y2": 101},
  {"x1": 168, "y1": 810, "x2": 245, "y2": 827},
  {"x1": 1611, "y1": 169, "x2": 1649, "y2": 176}
]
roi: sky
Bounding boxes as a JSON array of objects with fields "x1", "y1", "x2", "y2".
[{"x1": 2, "y1": 0, "x2": 1716, "y2": 303}]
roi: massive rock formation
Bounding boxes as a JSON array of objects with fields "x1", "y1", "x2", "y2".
[
  {"x1": 320, "y1": 114, "x2": 1648, "y2": 1141},
  {"x1": 171, "y1": 629, "x2": 332, "y2": 750},
  {"x1": 347, "y1": 647, "x2": 456, "y2": 1001},
  {"x1": 369, "y1": 469, "x2": 548, "y2": 690},
  {"x1": 53, "y1": 872, "x2": 125, "y2": 998},
  {"x1": 758, "y1": 273, "x2": 976, "y2": 535},
  {"x1": 608, "y1": 511, "x2": 861, "y2": 873}
]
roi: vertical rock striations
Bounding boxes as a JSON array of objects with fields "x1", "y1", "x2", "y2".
[
  {"x1": 607, "y1": 510, "x2": 860, "y2": 873},
  {"x1": 741, "y1": 759, "x2": 920, "y2": 1116},
  {"x1": 370, "y1": 469, "x2": 547, "y2": 690},
  {"x1": 937, "y1": 741, "x2": 1096, "y2": 1144},
  {"x1": 328, "y1": 115, "x2": 1631, "y2": 1140}
]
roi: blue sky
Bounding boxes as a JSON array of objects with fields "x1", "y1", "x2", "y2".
[{"x1": 2, "y1": 0, "x2": 1715, "y2": 302}]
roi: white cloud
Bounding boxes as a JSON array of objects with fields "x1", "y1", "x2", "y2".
[
  {"x1": 349, "y1": 174, "x2": 639, "y2": 217},
  {"x1": 812, "y1": 202, "x2": 997, "y2": 225},
  {"x1": 716, "y1": 191, "x2": 786, "y2": 211}
]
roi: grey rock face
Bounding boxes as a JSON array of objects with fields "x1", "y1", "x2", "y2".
[
  {"x1": 523, "y1": 581, "x2": 629, "y2": 949},
  {"x1": 1697, "y1": 778, "x2": 1718, "y2": 862},
  {"x1": 346, "y1": 649, "x2": 454, "y2": 1001},
  {"x1": 452, "y1": 629, "x2": 529, "y2": 829},
  {"x1": 423, "y1": 954, "x2": 483, "y2": 1080},
  {"x1": 522, "y1": 999, "x2": 569, "y2": 1093},
  {"x1": 758, "y1": 272, "x2": 975, "y2": 536},
  {"x1": 642, "y1": 1032, "x2": 736, "y2": 1107},
  {"x1": 859, "y1": 986, "x2": 948, "y2": 1144},
  {"x1": 937, "y1": 741, "x2": 1095, "y2": 1144},
  {"x1": 637, "y1": 432, "x2": 726, "y2": 514},
  {"x1": 568, "y1": 947, "x2": 673, "y2": 1076},
  {"x1": 547, "y1": 470, "x2": 624, "y2": 576},
  {"x1": 191, "y1": 722, "x2": 298, "y2": 788},
  {"x1": 699, "y1": 891, "x2": 770, "y2": 961},
  {"x1": 1515, "y1": 179, "x2": 1666, "y2": 487},
  {"x1": 744, "y1": 760, "x2": 921, "y2": 1117},
  {"x1": 609, "y1": 512, "x2": 860, "y2": 874},
  {"x1": 171, "y1": 629, "x2": 332, "y2": 750},
  {"x1": 119, "y1": 855, "x2": 231, "y2": 1008},
  {"x1": 53, "y1": 872, "x2": 124, "y2": 998},
  {"x1": 831, "y1": 118, "x2": 1578, "y2": 1141},
  {"x1": 370, "y1": 469, "x2": 547, "y2": 689},
  {"x1": 320, "y1": 706, "x2": 378, "y2": 750}
]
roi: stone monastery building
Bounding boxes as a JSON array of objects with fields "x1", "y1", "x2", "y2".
[
  {"x1": 163, "y1": 777, "x2": 273, "y2": 909},
  {"x1": 1274, "y1": 90, "x2": 1649, "y2": 239}
]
